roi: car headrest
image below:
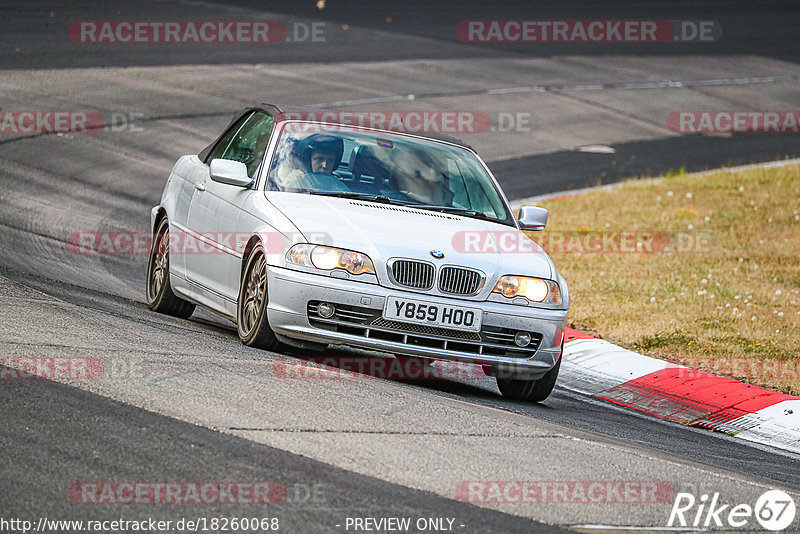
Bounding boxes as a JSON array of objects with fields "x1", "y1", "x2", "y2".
[{"x1": 348, "y1": 145, "x2": 392, "y2": 180}]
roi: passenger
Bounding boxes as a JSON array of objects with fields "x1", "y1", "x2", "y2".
[{"x1": 400, "y1": 161, "x2": 453, "y2": 206}]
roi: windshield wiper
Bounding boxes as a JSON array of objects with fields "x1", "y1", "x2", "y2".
[
  {"x1": 308, "y1": 191, "x2": 412, "y2": 205},
  {"x1": 307, "y1": 192, "x2": 494, "y2": 220},
  {"x1": 412, "y1": 205, "x2": 491, "y2": 220}
]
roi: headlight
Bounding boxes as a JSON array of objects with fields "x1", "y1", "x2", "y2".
[
  {"x1": 492, "y1": 275, "x2": 561, "y2": 305},
  {"x1": 286, "y1": 244, "x2": 375, "y2": 275}
]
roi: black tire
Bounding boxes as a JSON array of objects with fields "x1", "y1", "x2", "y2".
[
  {"x1": 496, "y1": 355, "x2": 561, "y2": 402},
  {"x1": 146, "y1": 217, "x2": 195, "y2": 319},
  {"x1": 237, "y1": 243, "x2": 283, "y2": 351}
]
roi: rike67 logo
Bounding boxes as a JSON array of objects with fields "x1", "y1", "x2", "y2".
[{"x1": 668, "y1": 489, "x2": 796, "y2": 531}]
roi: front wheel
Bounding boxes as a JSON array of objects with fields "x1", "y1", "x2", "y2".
[
  {"x1": 146, "y1": 217, "x2": 195, "y2": 319},
  {"x1": 496, "y1": 356, "x2": 561, "y2": 402},
  {"x1": 237, "y1": 244, "x2": 283, "y2": 351}
]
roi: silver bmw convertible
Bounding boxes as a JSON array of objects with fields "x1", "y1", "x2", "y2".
[{"x1": 148, "y1": 104, "x2": 569, "y2": 401}]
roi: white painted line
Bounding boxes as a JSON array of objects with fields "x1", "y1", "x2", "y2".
[
  {"x1": 300, "y1": 75, "x2": 799, "y2": 112},
  {"x1": 572, "y1": 526, "x2": 706, "y2": 532},
  {"x1": 576, "y1": 145, "x2": 616, "y2": 154}
]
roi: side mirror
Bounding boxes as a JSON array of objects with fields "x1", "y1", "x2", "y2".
[
  {"x1": 518, "y1": 206, "x2": 548, "y2": 231},
  {"x1": 209, "y1": 159, "x2": 252, "y2": 187}
]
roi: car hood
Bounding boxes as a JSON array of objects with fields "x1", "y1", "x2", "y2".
[{"x1": 268, "y1": 193, "x2": 555, "y2": 292}]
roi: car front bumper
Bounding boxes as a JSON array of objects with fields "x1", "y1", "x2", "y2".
[{"x1": 266, "y1": 266, "x2": 567, "y2": 379}]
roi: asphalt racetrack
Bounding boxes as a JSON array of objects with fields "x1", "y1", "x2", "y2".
[{"x1": 1, "y1": 1, "x2": 799, "y2": 532}]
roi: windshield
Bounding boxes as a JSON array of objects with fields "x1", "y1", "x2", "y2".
[{"x1": 265, "y1": 123, "x2": 514, "y2": 224}]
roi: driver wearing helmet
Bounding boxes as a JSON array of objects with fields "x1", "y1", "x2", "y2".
[{"x1": 277, "y1": 134, "x2": 348, "y2": 191}]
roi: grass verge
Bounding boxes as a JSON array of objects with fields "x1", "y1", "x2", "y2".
[{"x1": 527, "y1": 162, "x2": 800, "y2": 395}]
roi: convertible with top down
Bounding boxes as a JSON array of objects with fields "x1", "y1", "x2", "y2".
[{"x1": 147, "y1": 104, "x2": 569, "y2": 401}]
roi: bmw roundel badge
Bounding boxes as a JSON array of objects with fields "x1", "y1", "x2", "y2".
[{"x1": 430, "y1": 250, "x2": 445, "y2": 259}]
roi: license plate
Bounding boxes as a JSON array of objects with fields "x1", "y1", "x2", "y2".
[{"x1": 383, "y1": 296, "x2": 482, "y2": 332}]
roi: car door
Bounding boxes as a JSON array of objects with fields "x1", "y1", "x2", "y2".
[{"x1": 184, "y1": 111, "x2": 275, "y2": 306}]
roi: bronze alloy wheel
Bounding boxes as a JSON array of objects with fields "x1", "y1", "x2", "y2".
[
  {"x1": 146, "y1": 217, "x2": 195, "y2": 318},
  {"x1": 237, "y1": 244, "x2": 282, "y2": 350},
  {"x1": 147, "y1": 226, "x2": 168, "y2": 302},
  {"x1": 239, "y1": 252, "x2": 266, "y2": 338}
]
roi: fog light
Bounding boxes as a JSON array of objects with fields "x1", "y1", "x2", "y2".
[
  {"x1": 317, "y1": 302, "x2": 335, "y2": 318},
  {"x1": 514, "y1": 331, "x2": 532, "y2": 348}
]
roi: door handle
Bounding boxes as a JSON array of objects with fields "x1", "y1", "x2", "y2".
[{"x1": 194, "y1": 181, "x2": 206, "y2": 192}]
